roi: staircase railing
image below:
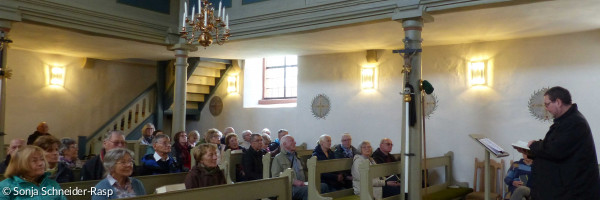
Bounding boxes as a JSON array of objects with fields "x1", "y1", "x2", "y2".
[{"x1": 85, "y1": 84, "x2": 156, "y2": 157}]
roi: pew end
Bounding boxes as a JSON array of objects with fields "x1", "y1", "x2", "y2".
[
  {"x1": 223, "y1": 149, "x2": 244, "y2": 184},
  {"x1": 422, "y1": 151, "x2": 472, "y2": 200},
  {"x1": 308, "y1": 156, "x2": 356, "y2": 200},
  {"x1": 263, "y1": 152, "x2": 272, "y2": 179},
  {"x1": 358, "y1": 159, "x2": 402, "y2": 200}
]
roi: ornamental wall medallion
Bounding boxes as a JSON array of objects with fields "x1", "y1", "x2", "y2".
[
  {"x1": 528, "y1": 87, "x2": 552, "y2": 122},
  {"x1": 311, "y1": 94, "x2": 331, "y2": 119}
]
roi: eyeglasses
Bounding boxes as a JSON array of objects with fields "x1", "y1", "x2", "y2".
[
  {"x1": 382, "y1": 143, "x2": 393, "y2": 146},
  {"x1": 109, "y1": 140, "x2": 127, "y2": 146},
  {"x1": 156, "y1": 142, "x2": 171, "y2": 146},
  {"x1": 116, "y1": 160, "x2": 134, "y2": 166}
]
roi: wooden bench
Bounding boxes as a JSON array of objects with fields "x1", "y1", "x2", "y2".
[
  {"x1": 263, "y1": 152, "x2": 272, "y2": 179},
  {"x1": 125, "y1": 140, "x2": 147, "y2": 166},
  {"x1": 222, "y1": 149, "x2": 244, "y2": 184},
  {"x1": 357, "y1": 160, "x2": 402, "y2": 200},
  {"x1": 307, "y1": 156, "x2": 355, "y2": 200},
  {"x1": 421, "y1": 151, "x2": 472, "y2": 200},
  {"x1": 122, "y1": 168, "x2": 295, "y2": 200},
  {"x1": 60, "y1": 172, "x2": 188, "y2": 200}
]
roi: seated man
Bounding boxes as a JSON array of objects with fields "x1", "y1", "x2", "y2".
[
  {"x1": 141, "y1": 134, "x2": 181, "y2": 175},
  {"x1": 371, "y1": 138, "x2": 400, "y2": 198},
  {"x1": 333, "y1": 133, "x2": 358, "y2": 159},
  {"x1": 0, "y1": 139, "x2": 25, "y2": 174},
  {"x1": 272, "y1": 135, "x2": 329, "y2": 200},
  {"x1": 504, "y1": 153, "x2": 532, "y2": 200},
  {"x1": 241, "y1": 134, "x2": 266, "y2": 181},
  {"x1": 82, "y1": 130, "x2": 128, "y2": 180}
]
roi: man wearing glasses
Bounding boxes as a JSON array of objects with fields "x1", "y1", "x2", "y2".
[
  {"x1": 82, "y1": 130, "x2": 128, "y2": 180},
  {"x1": 525, "y1": 86, "x2": 600, "y2": 199},
  {"x1": 372, "y1": 138, "x2": 397, "y2": 164},
  {"x1": 141, "y1": 134, "x2": 181, "y2": 175}
]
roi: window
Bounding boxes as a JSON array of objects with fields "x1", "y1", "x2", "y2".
[{"x1": 260, "y1": 56, "x2": 297, "y2": 104}]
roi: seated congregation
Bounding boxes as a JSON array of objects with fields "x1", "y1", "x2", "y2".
[{"x1": 1, "y1": 122, "x2": 498, "y2": 200}]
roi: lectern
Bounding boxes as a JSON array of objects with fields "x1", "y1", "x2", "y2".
[{"x1": 470, "y1": 134, "x2": 509, "y2": 200}]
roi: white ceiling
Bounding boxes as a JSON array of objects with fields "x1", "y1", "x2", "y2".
[{"x1": 7, "y1": 0, "x2": 600, "y2": 61}]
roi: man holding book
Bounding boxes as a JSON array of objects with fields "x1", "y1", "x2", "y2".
[{"x1": 523, "y1": 86, "x2": 600, "y2": 199}]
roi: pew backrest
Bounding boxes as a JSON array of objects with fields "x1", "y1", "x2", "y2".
[
  {"x1": 135, "y1": 172, "x2": 188, "y2": 194},
  {"x1": 125, "y1": 140, "x2": 146, "y2": 166},
  {"x1": 222, "y1": 149, "x2": 243, "y2": 184},
  {"x1": 358, "y1": 159, "x2": 403, "y2": 200},
  {"x1": 122, "y1": 168, "x2": 294, "y2": 200},
  {"x1": 307, "y1": 156, "x2": 355, "y2": 200},
  {"x1": 262, "y1": 152, "x2": 272, "y2": 179}
]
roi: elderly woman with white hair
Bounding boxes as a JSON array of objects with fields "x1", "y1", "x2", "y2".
[
  {"x1": 92, "y1": 148, "x2": 146, "y2": 200},
  {"x1": 351, "y1": 141, "x2": 400, "y2": 199}
]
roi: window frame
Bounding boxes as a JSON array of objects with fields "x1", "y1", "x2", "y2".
[{"x1": 259, "y1": 57, "x2": 297, "y2": 105}]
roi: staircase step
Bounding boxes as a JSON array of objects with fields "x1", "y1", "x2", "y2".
[
  {"x1": 187, "y1": 84, "x2": 210, "y2": 94},
  {"x1": 192, "y1": 67, "x2": 221, "y2": 77},
  {"x1": 197, "y1": 61, "x2": 226, "y2": 69},
  {"x1": 186, "y1": 102, "x2": 199, "y2": 109},
  {"x1": 186, "y1": 93, "x2": 205, "y2": 102},
  {"x1": 188, "y1": 75, "x2": 215, "y2": 85}
]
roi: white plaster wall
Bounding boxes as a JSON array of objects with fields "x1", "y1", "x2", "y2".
[
  {"x1": 4, "y1": 49, "x2": 156, "y2": 143},
  {"x1": 194, "y1": 29, "x2": 600, "y2": 186}
]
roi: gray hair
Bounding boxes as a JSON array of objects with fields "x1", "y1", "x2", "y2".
[
  {"x1": 250, "y1": 133, "x2": 262, "y2": 142},
  {"x1": 357, "y1": 141, "x2": 371, "y2": 154},
  {"x1": 152, "y1": 134, "x2": 170, "y2": 145},
  {"x1": 261, "y1": 128, "x2": 271, "y2": 135},
  {"x1": 103, "y1": 130, "x2": 124, "y2": 142},
  {"x1": 317, "y1": 134, "x2": 331, "y2": 144},
  {"x1": 103, "y1": 148, "x2": 134, "y2": 176},
  {"x1": 59, "y1": 138, "x2": 76, "y2": 155},
  {"x1": 189, "y1": 130, "x2": 200, "y2": 138},
  {"x1": 241, "y1": 130, "x2": 252, "y2": 137}
]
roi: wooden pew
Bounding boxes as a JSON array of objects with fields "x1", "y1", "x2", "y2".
[
  {"x1": 307, "y1": 156, "x2": 355, "y2": 200},
  {"x1": 222, "y1": 149, "x2": 243, "y2": 184},
  {"x1": 72, "y1": 168, "x2": 81, "y2": 182},
  {"x1": 262, "y1": 152, "x2": 272, "y2": 179},
  {"x1": 60, "y1": 172, "x2": 188, "y2": 200},
  {"x1": 122, "y1": 168, "x2": 295, "y2": 200},
  {"x1": 357, "y1": 160, "x2": 402, "y2": 200},
  {"x1": 421, "y1": 151, "x2": 472, "y2": 200},
  {"x1": 125, "y1": 140, "x2": 147, "y2": 166}
]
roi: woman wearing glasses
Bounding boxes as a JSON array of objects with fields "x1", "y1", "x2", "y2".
[{"x1": 92, "y1": 148, "x2": 146, "y2": 200}]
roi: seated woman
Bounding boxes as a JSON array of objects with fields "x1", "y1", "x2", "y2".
[
  {"x1": 312, "y1": 134, "x2": 347, "y2": 191},
  {"x1": 504, "y1": 153, "x2": 532, "y2": 200},
  {"x1": 188, "y1": 130, "x2": 200, "y2": 147},
  {"x1": 185, "y1": 143, "x2": 226, "y2": 189},
  {"x1": 204, "y1": 129, "x2": 225, "y2": 166},
  {"x1": 33, "y1": 135, "x2": 74, "y2": 183},
  {"x1": 224, "y1": 133, "x2": 241, "y2": 151},
  {"x1": 92, "y1": 148, "x2": 146, "y2": 200},
  {"x1": 59, "y1": 137, "x2": 79, "y2": 169},
  {"x1": 171, "y1": 131, "x2": 192, "y2": 171},
  {"x1": 351, "y1": 141, "x2": 400, "y2": 199},
  {"x1": 0, "y1": 146, "x2": 66, "y2": 199}
]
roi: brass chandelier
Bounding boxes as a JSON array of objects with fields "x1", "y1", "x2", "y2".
[{"x1": 180, "y1": 0, "x2": 231, "y2": 47}]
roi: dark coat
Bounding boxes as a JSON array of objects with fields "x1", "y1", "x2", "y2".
[
  {"x1": 140, "y1": 153, "x2": 181, "y2": 175},
  {"x1": 184, "y1": 165, "x2": 226, "y2": 189},
  {"x1": 332, "y1": 144, "x2": 359, "y2": 159},
  {"x1": 52, "y1": 162, "x2": 75, "y2": 183},
  {"x1": 242, "y1": 147, "x2": 266, "y2": 181},
  {"x1": 81, "y1": 154, "x2": 104, "y2": 181},
  {"x1": 529, "y1": 104, "x2": 600, "y2": 200},
  {"x1": 27, "y1": 131, "x2": 50, "y2": 145},
  {"x1": 0, "y1": 154, "x2": 11, "y2": 174},
  {"x1": 371, "y1": 148, "x2": 397, "y2": 164},
  {"x1": 312, "y1": 144, "x2": 344, "y2": 189}
]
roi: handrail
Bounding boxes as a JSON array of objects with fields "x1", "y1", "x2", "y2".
[{"x1": 85, "y1": 84, "x2": 156, "y2": 156}]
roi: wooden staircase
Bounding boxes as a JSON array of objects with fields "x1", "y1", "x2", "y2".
[{"x1": 185, "y1": 61, "x2": 226, "y2": 109}]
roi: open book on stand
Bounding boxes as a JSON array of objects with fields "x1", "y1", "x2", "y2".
[{"x1": 469, "y1": 134, "x2": 510, "y2": 157}]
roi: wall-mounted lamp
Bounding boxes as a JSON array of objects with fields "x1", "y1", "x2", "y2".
[
  {"x1": 227, "y1": 75, "x2": 238, "y2": 94},
  {"x1": 361, "y1": 65, "x2": 377, "y2": 90},
  {"x1": 49, "y1": 65, "x2": 65, "y2": 86},
  {"x1": 469, "y1": 60, "x2": 487, "y2": 86}
]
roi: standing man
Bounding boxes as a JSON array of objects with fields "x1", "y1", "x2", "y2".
[
  {"x1": 81, "y1": 130, "x2": 127, "y2": 180},
  {"x1": 526, "y1": 86, "x2": 600, "y2": 199}
]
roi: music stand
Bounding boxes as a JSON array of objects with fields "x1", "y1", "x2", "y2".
[{"x1": 470, "y1": 134, "x2": 509, "y2": 200}]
